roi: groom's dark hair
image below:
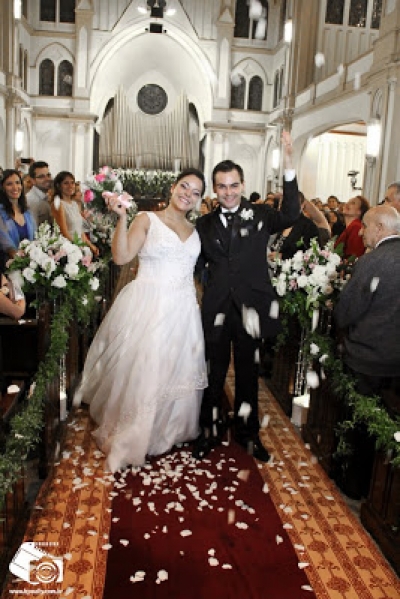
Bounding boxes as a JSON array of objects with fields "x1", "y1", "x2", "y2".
[{"x1": 212, "y1": 160, "x2": 244, "y2": 185}]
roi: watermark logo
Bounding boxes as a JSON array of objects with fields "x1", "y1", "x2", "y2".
[{"x1": 9, "y1": 542, "x2": 63, "y2": 585}]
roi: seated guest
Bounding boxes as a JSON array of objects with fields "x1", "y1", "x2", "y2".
[
  {"x1": 0, "y1": 169, "x2": 36, "y2": 258},
  {"x1": 51, "y1": 171, "x2": 99, "y2": 256},
  {"x1": 26, "y1": 161, "x2": 53, "y2": 226},
  {"x1": 334, "y1": 205, "x2": 400, "y2": 498},
  {"x1": 0, "y1": 272, "x2": 25, "y2": 320},
  {"x1": 334, "y1": 195, "x2": 370, "y2": 259}
]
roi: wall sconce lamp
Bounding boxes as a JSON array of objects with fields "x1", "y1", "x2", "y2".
[
  {"x1": 15, "y1": 127, "x2": 24, "y2": 153},
  {"x1": 284, "y1": 19, "x2": 293, "y2": 43},
  {"x1": 366, "y1": 119, "x2": 381, "y2": 164},
  {"x1": 14, "y1": 0, "x2": 22, "y2": 20},
  {"x1": 272, "y1": 147, "x2": 281, "y2": 170}
]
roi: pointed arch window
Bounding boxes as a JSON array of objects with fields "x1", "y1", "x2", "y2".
[
  {"x1": 248, "y1": 76, "x2": 263, "y2": 111},
  {"x1": 230, "y1": 77, "x2": 246, "y2": 109},
  {"x1": 58, "y1": 60, "x2": 73, "y2": 96},
  {"x1": 39, "y1": 59, "x2": 55, "y2": 96}
]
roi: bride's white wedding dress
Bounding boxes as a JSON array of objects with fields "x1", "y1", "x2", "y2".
[{"x1": 74, "y1": 212, "x2": 207, "y2": 472}]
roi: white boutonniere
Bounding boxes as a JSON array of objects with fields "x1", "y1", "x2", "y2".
[{"x1": 240, "y1": 208, "x2": 254, "y2": 221}]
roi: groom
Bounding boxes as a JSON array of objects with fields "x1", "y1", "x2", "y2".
[{"x1": 193, "y1": 133, "x2": 299, "y2": 461}]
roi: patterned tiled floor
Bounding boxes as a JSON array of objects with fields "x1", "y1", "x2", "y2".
[{"x1": 3, "y1": 378, "x2": 400, "y2": 599}]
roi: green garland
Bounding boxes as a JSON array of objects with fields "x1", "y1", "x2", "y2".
[
  {"x1": 278, "y1": 317, "x2": 400, "y2": 467},
  {"x1": 0, "y1": 301, "x2": 72, "y2": 508}
]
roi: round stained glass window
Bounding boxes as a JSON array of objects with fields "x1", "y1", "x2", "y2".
[{"x1": 137, "y1": 84, "x2": 168, "y2": 115}]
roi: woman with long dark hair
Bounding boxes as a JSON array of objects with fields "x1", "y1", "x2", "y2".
[
  {"x1": 0, "y1": 169, "x2": 36, "y2": 259},
  {"x1": 73, "y1": 168, "x2": 208, "y2": 472},
  {"x1": 51, "y1": 170, "x2": 99, "y2": 256}
]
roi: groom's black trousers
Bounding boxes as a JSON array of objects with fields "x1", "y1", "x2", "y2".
[{"x1": 200, "y1": 301, "x2": 261, "y2": 441}]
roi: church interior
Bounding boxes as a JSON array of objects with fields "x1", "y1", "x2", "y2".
[{"x1": 0, "y1": 1, "x2": 400, "y2": 598}]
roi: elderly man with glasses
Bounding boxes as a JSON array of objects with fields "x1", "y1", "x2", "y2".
[{"x1": 26, "y1": 161, "x2": 53, "y2": 226}]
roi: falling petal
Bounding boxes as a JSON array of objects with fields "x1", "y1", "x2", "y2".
[
  {"x1": 370, "y1": 277, "x2": 379, "y2": 292},
  {"x1": 230, "y1": 72, "x2": 243, "y2": 87},
  {"x1": 214, "y1": 313, "x2": 225, "y2": 326},
  {"x1": 102, "y1": 544, "x2": 112, "y2": 550},
  {"x1": 222, "y1": 564, "x2": 233, "y2": 569},
  {"x1": 314, "y1": 52, "x2": 325, "y2": 68},
  {"x1": 261, "y1": 414, "x2": 270, "y2": 428},
  {"x1": 269, "y1": 300, "x2": 279, "y2": 319},
  {"x1": 254, "y1": 17, "x2": 267, "y2": 39},
  {"x1": 276, "y1": 535, "x2": 284, "y2": 544},
  {"x1": 120, "y1": 539, "x2": 129, "y2": 546},
  {"x1": 249, "y1": 0, "x2": 263, "y2": 19},
  {"x1": 301, "y1": 585, "x2": 314, "y2": 592},
  {"x1": 157, "y1": 570, "x2": 168, "y2": 581},
  {"x1": 306, "y1": 370, "x2": 319, "y2": 389},
  {"x1": 238, "y1": 402, "x2": 252, "y2": 421},
  {"x1": 242, "y1": 306, "x2": 260, "y2": 337},
  {"x1": 298, "y1": 562, "x2": 310, "y2": 570}
]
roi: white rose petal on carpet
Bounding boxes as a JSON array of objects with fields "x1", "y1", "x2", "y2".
[
  {"x1": 180, "y1": 529, "x2": 192, "y2": 537},
  {"x1": 208, "y1": 557, "x2": 219, "y2": 566}
]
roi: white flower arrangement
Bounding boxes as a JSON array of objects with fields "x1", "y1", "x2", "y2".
[
  {"x1": 7, "y1": 223, "x2": 105, "y2": 321},
  {"x1": 240, "y1": 208, "x2": 254, "y2": 221},
  {"x1": 272, "y1": 238, "x2": 343, "y2": 326}
]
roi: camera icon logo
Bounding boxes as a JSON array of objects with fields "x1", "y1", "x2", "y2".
[{"x1": 9, "y1": 542, "x2": 63, "y2": 585}]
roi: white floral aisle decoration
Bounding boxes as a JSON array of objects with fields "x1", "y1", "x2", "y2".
[
  {"x1": 0, "y1": 223, "x2": 109, "y2": 505},
  {"x1": 7, "y1": 222, "x2": 104, "y2": 322},
  {"x1": 271, "y1": 237, "x2": 400, "y2": 466}
]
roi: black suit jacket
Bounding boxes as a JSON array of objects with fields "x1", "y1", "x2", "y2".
[{"x1": 196, "y1": 178, "x2": 300, "y2": 340}]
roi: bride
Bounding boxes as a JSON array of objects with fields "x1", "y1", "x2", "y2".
[{"x1": 74, "y1": 168, "x2": 207, "y2": 472}]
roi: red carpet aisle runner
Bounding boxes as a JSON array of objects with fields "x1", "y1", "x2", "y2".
[{"x1": 103, "y1": 441, "x2": 316, "y2": 599}]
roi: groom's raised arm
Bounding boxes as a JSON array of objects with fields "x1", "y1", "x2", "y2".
[{"x1": 270, "y1": 131, "x2": 300, "y2": 233}]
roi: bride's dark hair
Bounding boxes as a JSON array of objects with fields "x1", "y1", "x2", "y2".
[{"x1": 176, "y1": 168, "x2": 206, "y2": 196}]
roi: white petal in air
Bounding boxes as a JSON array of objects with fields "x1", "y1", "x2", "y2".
[
  {"x1": 242, "y1": 306, "x2": 260, "y2": 337},
  {"x1": 314, "y1": 52, "x2": 325, "y2": 68},
  {"x1": 269, "y1": 300, "x2": 279, "y2": 319},
  {"x1": 214, "y1": 313, "x2": 225, "y2": 326},
  {"x1": 238, "y1": 402, "x2": 252, "y2": 421},
  {"x1": 370, "y1": 277, "x2": 379, "y2": 292},
  {"x1": 306, "y1": 370, "x2": 319, "y2": 389}
]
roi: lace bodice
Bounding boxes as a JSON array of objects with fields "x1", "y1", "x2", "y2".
[
  {"x1": 61, "y1": 200, "x2": 84, "y2": 237},
  {"x1": 136, "y1": 212, "x2": 200, "y2": 291}
]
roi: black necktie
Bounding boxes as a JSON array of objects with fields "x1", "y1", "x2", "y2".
[{"x1": 225, "y1": 212, "x2": 235, "y2": 228}]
